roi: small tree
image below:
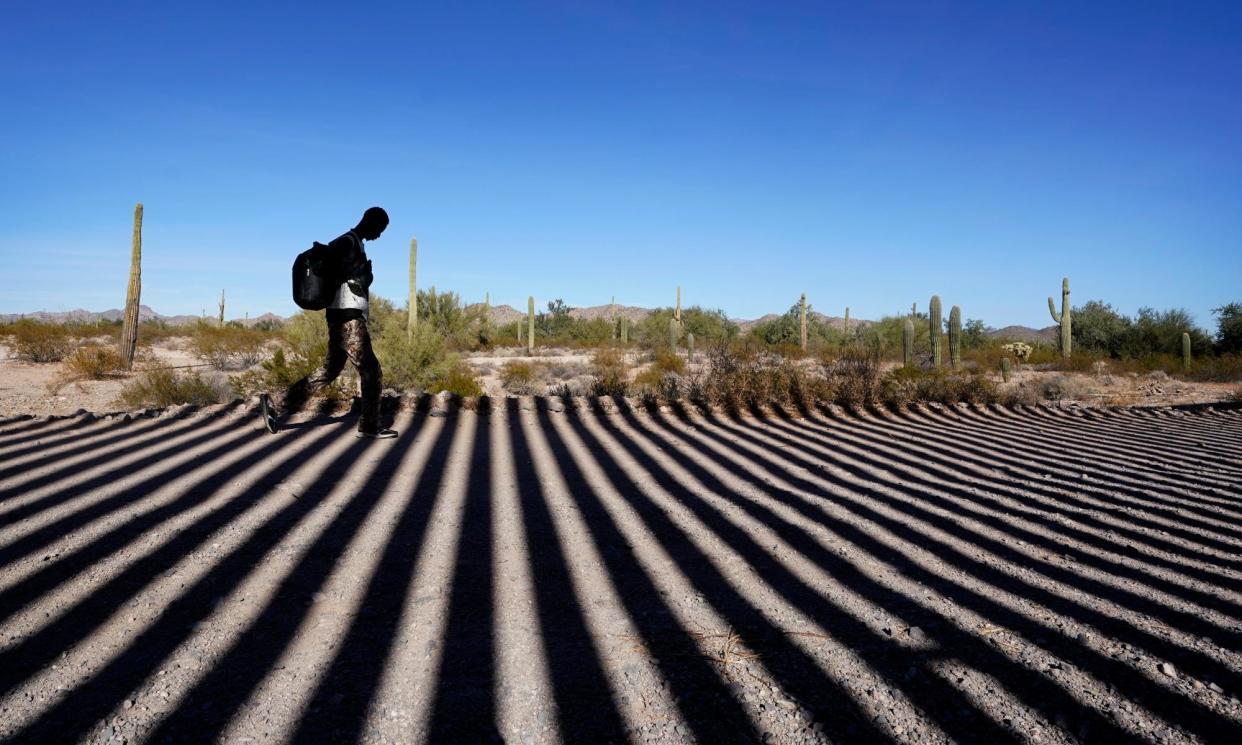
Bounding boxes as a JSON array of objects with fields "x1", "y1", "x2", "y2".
[{"x1": 1214, "y1": 302, "x2": 1242, "y2": 354}]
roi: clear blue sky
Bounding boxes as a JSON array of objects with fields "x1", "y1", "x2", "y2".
[{"x1": 2, "y1": 1, "x2": 1239, "y2": 329}]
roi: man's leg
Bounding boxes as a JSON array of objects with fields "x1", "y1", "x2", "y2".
[
  {"x1": 278, "y1": 323, "x2": 348, "y2": 421},
  {"x1": 339, "y1": 318, "x2": 387, "y2": 435}
]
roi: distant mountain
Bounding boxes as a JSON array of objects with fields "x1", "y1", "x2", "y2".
[
  {"x1": 0, "y1": 306, "x2": 287, "y2": 327},
  {"x1": 987, "y1": 325, "x2": 1059, "y2": 344}
]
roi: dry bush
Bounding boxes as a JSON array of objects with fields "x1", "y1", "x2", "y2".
[
  {"x1": 590, "y1": 348, "x2": 629, "y2": 397},
  {"x1": 1039, "y1": 374, "x2": 1092, "y2": 402},
  {"x1": 7, "y1": 320, "x2": 74, "y2": 362},
  {"x1": 823, "y1": 348, "x2": 884, "y2": 407},
  {"x1": 120, "y1": 369, "x2": 224, "y2": 408},
  {"x1": 429, "y1": 362, "x2": 483, "y2": 397},
  {"x1": 500, "y1": 360, "x2": 542, "y2": 395},
  {"x1": 633, "y1": 349, "x2": 686, "y2": 392},
  {"x1": 880, "y1": 368, "x2": 1000, "y2": 406},
  {"x1": 61, "y1": 345, "x2": 126, "y2": 380},
  {"x1": 191, "y1": 324, "x2": 270, "y2": 370}
]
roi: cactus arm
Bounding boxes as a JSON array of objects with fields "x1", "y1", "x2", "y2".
[{"x1": 1048, "y1": 296, "x2": 1060, "y2": 323}]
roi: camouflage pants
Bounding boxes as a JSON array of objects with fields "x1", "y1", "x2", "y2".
[{"x1": 282, "y1": 318, "x2": 383, "y2": 432}]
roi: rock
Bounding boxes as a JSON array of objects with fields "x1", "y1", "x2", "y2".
[
  {"x1": 1158, "y1": 662, "x2": 1177, "y2": 678},
  {"x1": 1209, "y1": 682, "x2": 1224, "y2": 693},
  {"x1": 906, "y1": 626, "x2": 928, "y2": 643},
  {"x1": 546, "y1": 399, "x2": 565, "y2": 413}
]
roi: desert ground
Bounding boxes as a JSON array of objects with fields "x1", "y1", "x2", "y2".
[
  {"x1": 0, "y1": 391, "x2": 1239, "y2": 744},
  {"x1": 0, "y1": 339, "x2": 1237, "y2": 419}
]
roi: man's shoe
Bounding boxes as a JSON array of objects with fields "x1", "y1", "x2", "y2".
[
  {"x1": 356, "y1": 428, "x2": 398, "y2": 440},
  {"x1": 259, "y1": 394, "x2": 280, "y2": 434}
]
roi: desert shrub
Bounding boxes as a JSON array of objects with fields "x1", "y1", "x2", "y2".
[
  {"x1": 230, "y1": 309, "x2": 337, "y2": 398},
  {"x1": 1000, "y1": 342, "x2": 1032, "y2": 363},
  {"x1": 1039, "y1": 374, "x2": 1091, "y2": 402},
  {"x1": 747, "y1": 299, "x2": 841, "y2": 351},
  {"x1": 635, "y1": 306, "x2": 738, "y2": 349},
  {"x1": 590, "y1": 347, "x2": 629, "y2": 397},
  {"x1": 1185, "y1": 353, "x2": 1242, "y2": 383},
  {"x1": 8, "y1": 320, "x2": 73, "y2": 362},
  {"x1": 633, "y1": 349, "x2": 685, "y2": 389},
  {"x1": 500, "y1": 360, "x2": 541, "y2": 395},
  {"x1": 61, "y1": 344, "x2": 126, "y2": 380},
  {"x1": 1215, "y1": 303, "x2": 1242, "y2": 354},
  {"x1": 823, "y1": 347, "x2": 885, "y2": 407},
  {"x1": 880, "y1": 367, "x2": 999, "y2": 406},
  {"x1": 428, "y1": 361, "x2": 483, "y2": 397},
  {"x1": 191, "y1": 323, "x2": 270, "y2": 370},
  {"x1": 120, "y1": 369, "x2": 223, "y2": 408},
  {"x1": 373, "y1": 318, "x2": 455, "y2": 391}
]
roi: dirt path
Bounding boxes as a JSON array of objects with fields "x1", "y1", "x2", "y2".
[{"x1": 0, "y1": 401, "x2": 1240, "y2": 744}]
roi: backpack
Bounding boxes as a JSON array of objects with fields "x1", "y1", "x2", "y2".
[{"x1": 291, "y1": 241, "x2": 338, "y2": 310}]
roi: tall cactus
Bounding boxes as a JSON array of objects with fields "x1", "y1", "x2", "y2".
[
  {"x1": 948, "y1": 305, "x2": 962, "y2": 370},
  {"x1": 218, "y1": 289, "x2": 225, "y2": 326},
  {"x1": 1182, "y1": 332, "x2": 1192, "y2": 371},
  {"x1": 527, "y1": 296, "x2": 535, "y2": 354},
  {"x1": 844, "y1": 306, "x2": 850, "y2": 337},
  {"x1": 1001, "y1": 357, "x2": 1012, "y2": 383},
  {"x1": 407, "y1": 238, "x2": 418, "y2": 337},
  {"x1": 675, "y1": 286, "x2": 682, "y2": 323},
  {"x1": 929, "y1": 295, "x2": 943, "y2": 367},
  {"x1": 621, "y1": 315, "x2": 629, "y2": 345},
  {"x1": 119, "y1": 202, "x2": 143, "y2": 370},
  {"x1": 902, "y1": 319, "x2": 914, "y2": 368},
  {"x1": 687, "y1": 332, "x2": 695, "y2": 362},
  {"x1": 911, "y1": 302, "x2": 917, "y2": 318},
  {"x1": 799, "y1": 293, "x2": 808, "y2": 351},
  {"x1": 1048, "y1": 277, "x2": 1071, "y2": 358}
]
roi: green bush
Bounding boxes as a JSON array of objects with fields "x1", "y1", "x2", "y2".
[
  {"x1": 1213, "y1": 303, "x2": 1242, "y2": 354},
  {"x1": 191, "y1": 323, "x2": 270, "y2": 370},
  {"x1": 7, "y1": 319, "x2": 74, "y2": 362},
  {"x1": 500, "y1": 360, "x2": 541, "y2": 395},
  {"x1": 590, "y1": 348, "x2": 629, "y2": 397},
  {"x1": 120, "y1": 369, "x2": 223, "y2": 408}
]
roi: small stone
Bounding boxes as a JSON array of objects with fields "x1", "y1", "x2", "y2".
[
  {"x1": 1157, "y1": 662, "x2": 1177, "y2": 678},
  {"x1": 1209, "y1": 682, "x2": 1224, "y2": 693},
  {"x1": 123, "y1": 699, "x2": 134, "y2": 709},
  {"x1": 906, "y1": 626, "x2": 928, "y2": 643}
]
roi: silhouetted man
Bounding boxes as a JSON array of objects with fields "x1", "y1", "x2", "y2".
[{"x1": 261, "y1": 207, "x2": 395, "y2": 438}]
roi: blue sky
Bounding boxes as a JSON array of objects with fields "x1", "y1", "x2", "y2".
[{"x1": 2, "y1": 1, "x2": 1239, "y2": 329}]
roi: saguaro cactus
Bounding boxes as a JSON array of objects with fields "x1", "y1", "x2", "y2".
[
  {"x1": 1001, "y1": 357, "x2": 1012, "y2": 383},
  {"x1": 948, "y1": 305, "x2": 962, "y2": 370},
  {"x1": 902, "y1": 319, "x2": 914, "y2": 368},
  {"x1": 218, "y1": 289, "x2": 226, "y2": 326},
  {"x1": 1048, "y1": 277, "x2": 1071, "y2": 358},
  {"x1": 527, "y1": 296, "x2": 535, "y2": 354},
  {"x1": 1182, "y1": 332, "x2": 1192, "y2": 371},
  {"x1": 687, "y1": 332, "x2": 695, "y2": 362},
  {"x1": 621, "y1": 315, "x2": 629, "y2": 345},
  {"x1": 407, "y1": 238, "x2": 418, "y2": 337},
  {"x1": 120, "y1": 202, "x2": 143, "y2": 370},
  {"x1": 911, "y1": 302, "x2": 917, "y2": 318},
  {"x1": 799, "y1": 293, "x2": 808, "y2": 351},
  {"x1": 929, "y1": 295, "x2": 943, "y2": 367},
  {"x1": 844, "y1": 307, "x2": 850, "y2": 337}
]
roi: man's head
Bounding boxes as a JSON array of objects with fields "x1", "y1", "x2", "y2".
[{"x1": 355, "y1": 206, "x2": 389, "y2": 241}]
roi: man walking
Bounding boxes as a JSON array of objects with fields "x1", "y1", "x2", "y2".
[{"x1": 261, "y1": 207, "x2": 396, "y2": 439}]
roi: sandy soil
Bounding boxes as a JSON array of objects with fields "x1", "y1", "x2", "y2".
[
  {"x1": 0, "y1": 397, "x2": 1239, "y2": 744},
  {"x1": 0, "y1": 342, "x2": 210, "y2": 418}
]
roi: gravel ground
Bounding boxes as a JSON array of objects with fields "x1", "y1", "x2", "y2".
[{"x1": 0, "y1": 398, "x2": 1239, "y2": 744}]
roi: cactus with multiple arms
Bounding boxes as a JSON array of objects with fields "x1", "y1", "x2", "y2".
[
  {"x1": 902, "y1": 319, "x2": 914, "y2": 368},
  {"x1": 1048, "y1": 277, "x2": 1071, "y2": 358},
  {"x1": 948, "y1": 305, "x2": 962, "y2": 370},
  {"x1": 1182, "y1": 332, "x2": 1192, "y2": 371},
  {"x1": 120, "y1": 202, "x2": 142, "y2": 370},
  {"x1": 928, "y1": 295, "x2": 942, "y2": 367}
]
